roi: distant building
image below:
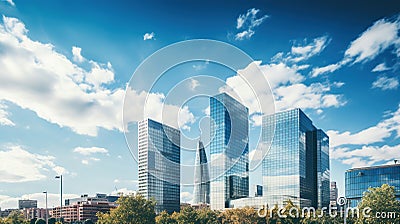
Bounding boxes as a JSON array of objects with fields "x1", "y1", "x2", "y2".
[
  {"x1": 65, "y1": 193, "x2": 119, "y2": 206},
  {"x1": 138, "y1": 118, "x2": 181, "y2": 214},
  {"x1": 330, "y1": 181, "x2": 338, "y2": 206},
  {"x1": 51, "y1": 194, "x2": 118, "y2": 223},
  {"x1": 193, "y1": 140, "x2": 210, "y2": 205},
  {"x1": 345, "y1": 163, "x2": 400, "y2": 207},
  {"x1": 0, "y1": 209, "x2": 19, "y2": 218},
  {"x1": 209, "y1": 93, "x2": 249, "y2": 210},
  {"x1": 255, "y1": 185, "x2": 263, "y2": 197},
  {"x1": 22, "y1": 208, "x2": 49, "y2": 220},
  {"x1": 18, "y1": 199, "x2": 37, "y2": 209},
  {"x1": 262, "y1": 108, "x2": 330, "y2": 209}
]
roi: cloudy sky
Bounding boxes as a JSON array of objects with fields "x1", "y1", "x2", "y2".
[{"x1": 0, "y1": 0, "x2": 400, "y2": 208}]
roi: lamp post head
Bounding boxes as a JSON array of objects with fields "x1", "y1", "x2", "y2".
[
  {"x1": 43, "y1": 191, "x2": 47, "y2": 194},
  {"x1": 55, "y1": 175, "x2": 60, "y2": 179}
]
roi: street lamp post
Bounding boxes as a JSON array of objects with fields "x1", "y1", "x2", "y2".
[
  {"x1": 55, "y1": 175, "x2": 63, "y2": 222},
  {"x1": 43, "y1": 191, "x2": 48, "y2": 224}
]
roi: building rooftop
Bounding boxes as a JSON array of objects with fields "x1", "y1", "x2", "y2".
[{"x1": 346, "y1": 162, "x2": 400, "y2": 172}]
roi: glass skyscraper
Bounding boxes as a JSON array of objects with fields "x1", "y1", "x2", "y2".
[
  {"x1": 345, "y1": 163, "x2": 400, "y2": 207},
  {"x1": 209, "y1": 93, "x2": 249, "y2": 210},
  {"x1": 193, "y1": 140, "x2": 210, "y2": 204},
  {"x1": 262, "y1": 108, "x2": 330, "y2": 208},
  {"x1": 138, "y1": 118, "x2": 180, "y2": 214}
]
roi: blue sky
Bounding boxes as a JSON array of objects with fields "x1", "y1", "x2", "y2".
[{"x1": 0, "y1": 0, "x2": 400, "y2": 208}]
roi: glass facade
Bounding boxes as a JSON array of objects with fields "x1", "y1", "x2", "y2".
[
  {"x1": 193, "y1": 141, "x2": 210, "y2": 204},
  {"x1": 138, "y1": 119, "x2": 180, "y2": 214},
  {"x1": 345, "y1": 164, "x2": 400, "y2": 207},
  {"x1": 262, "y1": 108, "x2": 330, "y2": 208},
  {"x1": 209, "y1": 93, "x2": 249, "y2": 210},
  {"x1": 317, "y1": 130, "x2": 330, "y2": 208}
]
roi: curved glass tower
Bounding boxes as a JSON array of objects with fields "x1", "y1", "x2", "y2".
[{"x1": 193, "y1": 140, "x2": 210, "y2": 204}]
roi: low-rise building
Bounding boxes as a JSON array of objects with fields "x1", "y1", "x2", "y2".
[
  {"x1": 22, "y1": 207, "x2": 49, "y2": 220},
  {"x1": 0, "y1": 209, "x2": 19, "y2": 218},
  {"x1": 51, "y1": 193, "x2": 118, "y2": 223}
]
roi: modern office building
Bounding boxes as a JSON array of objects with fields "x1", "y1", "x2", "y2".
[
  {"x1": 18, "y1": 199, "x2": 37, "y2": 209},
  {"x1": 138, "y1": 118, "x2": 181, "y2": 213},
  {"x1": 330, "y1": 181, "x2": 338, "y2": 206},
  {"x1": 193, "y1": 140, "x2": 210, "y2": 205},
  {"x1": 345, "y1": 163, "x2": 400, "y2": 207},
  {"x1": 262, "y1": 108, "x2": 330, "y2": 209},
  {"x1": 51, "y1": 194, "x2": 117, "y2": 223},
  {"x1": 209, "y1": 93, "x2": 249, "y2": 210}
]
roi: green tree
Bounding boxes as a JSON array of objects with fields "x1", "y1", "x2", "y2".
[
  {"x1": 174, "y1": 206, "x2": 198, "y2": 224},
  {"x1": 155, "y1": 211, "x2": 176, "y2": 224},
  {"x1": 219, "y1": 207, "x2": 264, "y2": 224},
  {"x1": 356, "y1": 184, "x2": 400, "y2": 224},
  {"x1": 96, "y1": 194, "x2": 156, "y2": 224},
  {"x1": 35, "y1": 219, "x2": 46, "y2": 224},
  {"x1": 48, "y1": 218, "x2": 56, "y2": 224},
  {"x1": 5, "y1": 210, "x2": 28, "y2": 224},
  {"x1": 197, "y1": 208, "x2": 220, "y2": 224}
]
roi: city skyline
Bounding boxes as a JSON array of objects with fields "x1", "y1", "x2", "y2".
[{"x1": 1, "y1": 0, "x2": 400, "y2": 210}]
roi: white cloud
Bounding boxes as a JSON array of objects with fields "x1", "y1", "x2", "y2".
[
  {"x1": 124, "y1": 88, "x2": 196, "y2": 130},
  {"x1": 73, "y1": 146, "x2": 108, "y2": 155},
  {"x1": 0, "y1": 101, "x2": 14, "y2": 126},
  {"x1": 332, "y1": 144, "x2": 400, "y2": 168},
  {"x1": 80, "y1": 157, "x2": 100, "y2": 165},
  {"x1": 180, "y1": 191, "x2": 193, "y2": 203},
  {"x1": 235, "y1": 8, "x2": 268, "y2": 40},
  {"x1": 189, "y1": 78, "x2": 200, "y2": 91},
  {"x1": 220, "y1": 61, "x2": 345, "y2": 123},
  {"x1": 3, "y1": 0, "x2": 15, "y2": 6},
  {"x1": 344, "y1": 18, "x2": 400, "y2": 64},
  {"x1": 311, "y1": 62, "x2": 342, "y2": 77},
  {"x1": 85, "y1": 61, "x2": 114, "y2": 89},
  {"x1": 235, "y1": 30, "x2": 255, "y2": 40},
  {"x1": 0, "y1": 193, "x2": 79, "y2": 209},
  {"x1": 0, "y1": 145, "x2": 67, "y2": 183},
  {"x1": 372, "y1": 76, "x2": 399, "y2": 90},
  {"x1": 290, "y1": 36, "x2": 330, "y2": 62},
  {"x1": 143, "y1": 32, "x2": 155, "y2": 41},
  {"x1": 274, "y1": 83, "x2": 346, "y2": 111},
  {"x1": 311, "y1": 17, "x2": 400, "y2": 77},
  {"x1": 372, "y1": 62, "x2": 390, "y2": 72},
  {"x1": 203, "y1": 106, "x2": 210, "y2": 116},
  {"x1": 328, "y1": 104, "x2": 400, "y2": 148},
  {"x1": 0, "y1": 16, "x2": 125, "y2": 136},
  {"x1": 72, "y1": 46, "x2": 85, "y2": 63}
]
